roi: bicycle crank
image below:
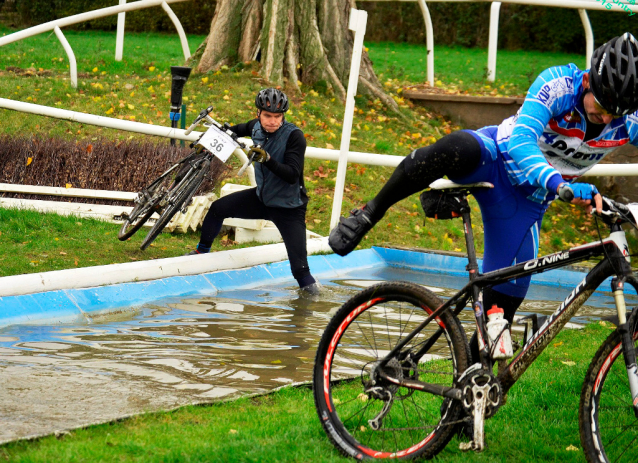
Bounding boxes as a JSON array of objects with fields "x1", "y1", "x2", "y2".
[{"x1": 458, "y1": 364, "x2": 503, "y2": 452}]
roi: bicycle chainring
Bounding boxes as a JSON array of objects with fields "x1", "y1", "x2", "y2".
[{"x1": 459, "y1": 368, "x2": 503, "y2": 419}]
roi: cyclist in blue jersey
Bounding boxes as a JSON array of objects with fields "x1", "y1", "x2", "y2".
[{"x1": 329, "y1": 33, "x2": 638, "y2": 349}]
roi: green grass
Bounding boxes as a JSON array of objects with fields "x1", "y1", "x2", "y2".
[
  {"x1": 368, "y1": 41, "x2": 587, "y2": 96},
  {"x1": 0, "y1": 322, "x2": 614, "y2": 462}
]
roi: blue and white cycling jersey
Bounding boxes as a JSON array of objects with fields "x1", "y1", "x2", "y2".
[{"x1": 476, "y1": 64, "x2": 638, "y2": 203}]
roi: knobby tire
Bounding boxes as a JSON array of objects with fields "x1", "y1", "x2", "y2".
[
  {"x1": 139, "y1": 160, "x2": 209, "y2": 251},
  {"x1": 313, "y1": 281, "x2": 470, "y2": 460},
  {"x1": 580, "y1": 310, "x2": 638, "y2": 463}
]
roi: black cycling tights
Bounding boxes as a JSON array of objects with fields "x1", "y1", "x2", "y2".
[{"x1": 365, "y1": 130, "x2": 482, "y2": 223}]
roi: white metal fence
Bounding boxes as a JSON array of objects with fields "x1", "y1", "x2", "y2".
[
  {"x1": 359, "y1": 0, "x2": 638, "y2": 83},
  {"x1": 0, "y1": 0, "x2": 190, "y2": 88}
]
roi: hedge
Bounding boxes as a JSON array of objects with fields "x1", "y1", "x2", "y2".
[{"x1": 0, "y1": 135, "x2": 229, "y2": 204}]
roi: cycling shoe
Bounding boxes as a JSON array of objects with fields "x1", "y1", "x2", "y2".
[
  {"x1": 328, "y1": 207, "x2": 374, "y2": 256},
  {"x1": 300, "y1": 281, "x2": 323, "y2": 296}
]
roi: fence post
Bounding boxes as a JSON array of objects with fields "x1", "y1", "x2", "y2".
[
  {"x1": 487, "y1": 2, "x2": 501, "y2": 82},
  {"x1": 115, "y1": 0, "x2": 126, "y2": 61},
  {"x1": 54, "y1": 26, "x2": 77, "y2": 88},
  {"x1": 416, "y1": 0, "x2": 434, "y2": 86},
  {"x1": 578, "y1": 9, "x2": 594, "y2": 67},
  {"x1": 330, "y1": 9, "x2": 368, "y2": 231}
]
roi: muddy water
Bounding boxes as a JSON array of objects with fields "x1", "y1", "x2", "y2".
[{"x1": 0, "y1": 267, "x2": 629, "y2": 443}]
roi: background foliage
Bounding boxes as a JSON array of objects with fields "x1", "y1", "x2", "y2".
[{"x1": 5, "y1": 0, "x2": 635, "y2": 53}]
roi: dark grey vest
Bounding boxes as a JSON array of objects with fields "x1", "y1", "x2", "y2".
[{"x1": 252, "y1": 121, "x2": 304, "y2": 208}]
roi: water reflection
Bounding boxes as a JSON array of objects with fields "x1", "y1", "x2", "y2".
[{"x1": 0, "y1": 267, "x2": 631, "y2": 443}]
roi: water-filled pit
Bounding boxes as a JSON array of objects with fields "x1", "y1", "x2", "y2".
[{"x1": 0, "y1": 266, "x2": 630, "y2": 443}]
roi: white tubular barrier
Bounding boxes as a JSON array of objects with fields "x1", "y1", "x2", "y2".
[
  {"x1": 416, "y1": 0, "x2": 435, "y2": 86},
  {"x1": 0, "y1": 237, "x2": 331, "y2": 297},
  {"x1": 0, "y1": 97, "x2": 257, "y2": 186},
  {"x1": 53, "y1": 26, "x2": 78, "y2": 88},
  {"x1": 331, "y1": 9, "x2": 368, "y2": 231},
  {"x1": 1, "y1": 97, "x2": 636, "y2": 181},
  {"x1": 578, "y1": 8, "x2": 594, "y2": 66},
  {"x1": 486, "y1": 2, "x2": 501, "y2": 82},
  {"x1": 115, "y1": 0, "x2": 127, "y2": 62},
  {"x1": 0, "y1": 183, "x2": 137, "y2": 200},
  {"x1": 161, "y1": 1, "x2": 191, "y2": 60}
]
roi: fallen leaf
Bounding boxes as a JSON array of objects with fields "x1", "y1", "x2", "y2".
[
  {"x1": 26, "y1": 157, "x2": 33, "y2": 166},
  {"x1": 66, "y1": 183, "x2": 73, "y2": 189},
  {"x1": 229, "y1": 429, "x2": 238, "y2": 434},
  {"x1": 561, "y1": 360, "x2": 576, "y2": 366},
  {"x1": 59, "y1": 252, "x2": 67, "y2": 256},
  {"x1": 566, "y1": 445, "x2": 579, "y2": 451}
]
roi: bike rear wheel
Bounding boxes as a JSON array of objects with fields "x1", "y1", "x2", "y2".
[
  {"x1": 313, "y1": 281, "x2": 470, "y2": 460},
  {"x1": 139, "y1": 159, "x2": 209, "y2": 251},
  {"x1": 580, "y1": 311, "x2": 638, "y2": 463}
]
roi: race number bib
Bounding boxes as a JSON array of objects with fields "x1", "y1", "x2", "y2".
[{"x1": 197, "y1": 125, "x2": 239, "y2": 162}]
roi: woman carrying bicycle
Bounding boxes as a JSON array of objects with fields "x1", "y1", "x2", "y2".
[
  {"x1": 189, "y1": 88, "x2": 320, "y2": 294},
  {"x1": 329, "y1": 33, "x2": 638, "y2": 348}
]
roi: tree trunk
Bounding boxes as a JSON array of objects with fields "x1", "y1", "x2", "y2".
[{"x1": 194, "y1": 1, "x2": 398, "y2": 111}]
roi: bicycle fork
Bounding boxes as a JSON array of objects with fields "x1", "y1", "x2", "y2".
[{"x1": 612, "y1": 278, "x2": 638, "y2": 417}]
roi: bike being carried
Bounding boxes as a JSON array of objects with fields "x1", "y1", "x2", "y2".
[
  {"x1": 117, "y1": 105, "x2": 260, "y2": 250},
  {"x1": 314, "y1": 33, "x2": 638, "y2": 461}
]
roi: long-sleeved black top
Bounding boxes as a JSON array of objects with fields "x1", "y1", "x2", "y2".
[{"x1": 229, "y1": 119, "x2": 307, "y2": 186}]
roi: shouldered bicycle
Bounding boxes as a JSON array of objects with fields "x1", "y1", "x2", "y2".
[
  {"x1": 313, "y1": 179, "x2": 638, "y2": 462},
  {"x1": 117, "y1": 106, "x2": 256, "y2": 250}
]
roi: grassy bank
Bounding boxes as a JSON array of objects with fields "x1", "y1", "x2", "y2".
[{"x1": 0, "y1": 322, "x2": 614, "y2": 462}]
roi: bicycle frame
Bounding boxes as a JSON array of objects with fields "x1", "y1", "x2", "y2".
[{"x1": 377, "y1": 191, "x2": 638, "y2": 415}]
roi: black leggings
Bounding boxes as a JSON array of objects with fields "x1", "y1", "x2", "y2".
[
  {"x1": 366, "y1": 131, "x2": 482, "y2": 222},
  {"x1": 200, "y1": 187, "x2": 313, "y2": 284}
]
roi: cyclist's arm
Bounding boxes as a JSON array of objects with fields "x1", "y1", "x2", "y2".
[
  {"x1": 508, "y1": 67, "x2": 578, "y2": 193},
  {"x1": 263, "y1": 129, "x2": 306, "y2": 184},
  {"x1": 626, "y1": 113, "x2": 638, "y2": 148}
]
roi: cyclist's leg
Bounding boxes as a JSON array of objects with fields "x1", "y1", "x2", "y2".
[
  {"x1": 329, "y1": 130, "x2": 483, "y2": 256},
  {"x1": 451, "y1": 149, "x2": 546, "y2": 361},
  {"x1": 195, "y1": 187, "x2": 266, "y2": 253},
  {"x1": 267, "y1": 205, "x2": 319, "y2": 291}
]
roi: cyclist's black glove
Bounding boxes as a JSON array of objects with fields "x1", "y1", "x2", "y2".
[{"x1": 249, "y1": 145, "x2": 270, "y2": 163}]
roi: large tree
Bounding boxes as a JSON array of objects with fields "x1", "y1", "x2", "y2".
[{"x1": 191, "y1": 0, "x2": 398, "y2": 110}]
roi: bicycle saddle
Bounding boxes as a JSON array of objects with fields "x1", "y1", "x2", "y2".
[{"x1": 429, "y1": 179, "x2": 494, "y2": 191}]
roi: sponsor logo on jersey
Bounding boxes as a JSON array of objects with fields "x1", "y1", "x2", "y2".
[
  {"x1": 537, "y1": 77, "x2": 574, "y2": 106},
  {"x1": 563, "y1": 112, "x2": 581, "y2": 123}
]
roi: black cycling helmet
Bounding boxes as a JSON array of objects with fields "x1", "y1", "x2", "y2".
[
  {"x1": 590, "y1": 32, "x2": 638, "y2": 116},
  {"x1": 255, "y1": 88, "x2": 289, "y2": 113}
]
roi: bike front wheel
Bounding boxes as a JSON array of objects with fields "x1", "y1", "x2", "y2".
[
  {"x1": 580, "y1": 312, "x2": 638, "y2": 463},
  {"x1": 117, "y1": 172, "x2": 176, "y2": 241},
  {"x1": 313, "y1": 281, "x2": 470, "y2": 460},
  {"x1": 139, "y1": 160, "x2": 209, "y2": 251}
]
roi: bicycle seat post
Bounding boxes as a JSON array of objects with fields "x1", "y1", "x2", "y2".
[{"x1": 460, "y1": 193, "x2": 479, "y2": 280}]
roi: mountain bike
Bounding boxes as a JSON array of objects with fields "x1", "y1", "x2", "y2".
[
  {"x1": 313, "y1": 179, "x2": 638, "y2": 462},
  {"x1": 118, "y1": 106, "x2": 255, "y2": 250}
]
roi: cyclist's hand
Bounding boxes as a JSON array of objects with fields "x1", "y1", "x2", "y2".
[
  {"x1": 249, "y1": 145, "x2": 270, "y2": 163},
  {"x1": 557, "y1": 182, "x2": 602, "y2": 213}
]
